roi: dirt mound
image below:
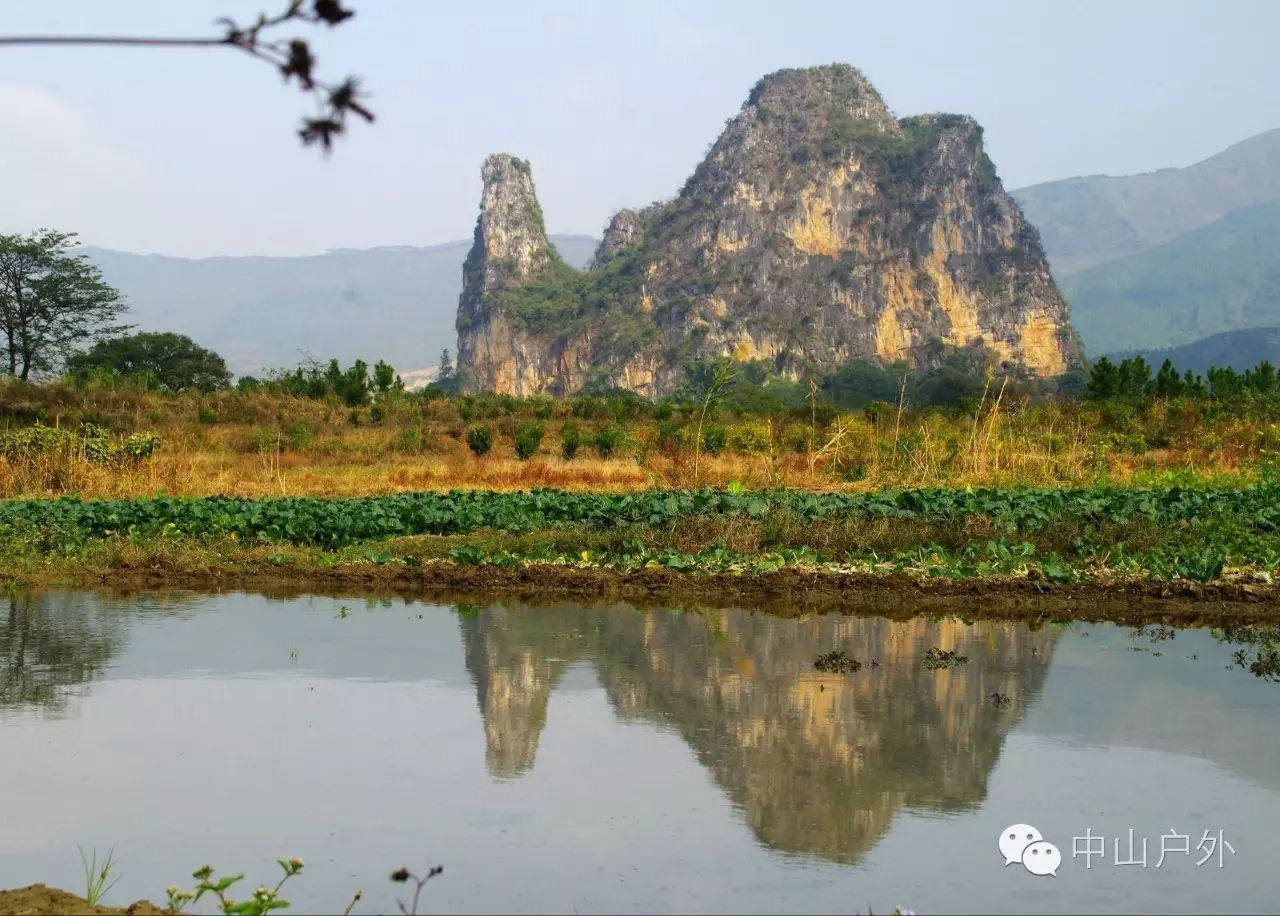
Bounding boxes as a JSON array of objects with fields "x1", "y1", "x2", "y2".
[{"x1": 0, "y1": 885, "x2": 173, "y2": 915}]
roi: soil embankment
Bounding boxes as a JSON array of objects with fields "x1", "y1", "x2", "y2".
[
  {"x1": 76, "y1": 561, "x2": 1280, "y2": 627},
  {"x1": 0, "y1": 884, "x2": 172, "y2": 915}
]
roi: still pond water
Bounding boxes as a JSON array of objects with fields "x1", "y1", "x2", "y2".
[{"x1": 2, "y1": 591, "x2": 1279, "y2": 914}]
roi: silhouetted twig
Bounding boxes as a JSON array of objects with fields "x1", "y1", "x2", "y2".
[
  {"x1": 390, "y1": 865, "x2": 444, "y2": 916},
  {"x1": 0, "y1": 1, "x2": 372, "y2": 152}
]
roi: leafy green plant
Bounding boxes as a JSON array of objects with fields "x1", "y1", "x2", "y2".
[
  {"x1": 466, "y1": 424, "x2": 493, "y2": 457},
  {"x1": 449, "y1": 544, "x2": 487, "y2": 565},
  {"x1": 593, "y1": 424, "x2": 624, "y2": 458},
  {"x1": 394, "y1": 425, "x2": 424, "y2": 455},
  {"x1": 702, "y1": 425, "x2": 727, "y2": 456},
  {"x1": 78, "y1": 845, "x2": 121, "y2": 907},
  {"x1": 560, "y1": 421, "x2": 582, "y2": 460},
  {"x1": 514, "y1": 422, "x2": 545, "y2": 460},
  {"x1": 1038, "y1": 555, "x2": 1078, "y2": 583},
  {"x1": 1174, "y1": 549, "x2": 1226, "y2": 582},
  {"x1": 118, "y1": 433, "x2": 160, "y2": 462},
  {"x1": 166, "y1": 857, "x2": 305, "y2": 916},
  {"x1": 0, "y1": 422, "x2": 159, "y2": 466}
]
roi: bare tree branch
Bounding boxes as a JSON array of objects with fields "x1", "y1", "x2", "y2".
[
  {"x1": 0, "y1": 1, "x2": 371, "y2": 153},
  {"x1": 0, "y1": 37, "x2": 229, "y2": 47}
]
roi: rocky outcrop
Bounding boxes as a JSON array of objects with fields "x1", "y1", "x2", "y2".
[{"x1": 456, "y1": 64, "x2": 1083, "y2": 396}]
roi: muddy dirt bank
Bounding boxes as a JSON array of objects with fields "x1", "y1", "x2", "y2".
[
  {"x1": 60, "y1": 560, "x2": 1280, "y2": 626},
  {"x1": 0, "y1": 885, "x2": 171, "y2": 915}
]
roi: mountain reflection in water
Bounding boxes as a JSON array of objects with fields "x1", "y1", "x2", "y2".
[
  {"x1": 460, "y1": 602, "x2": 1057, "y2": 863},
  {"x1": 1, "y1": 592, "x2": 1057, "y2": 864}
]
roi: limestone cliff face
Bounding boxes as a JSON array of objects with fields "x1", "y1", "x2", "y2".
[{"x1": 457, "y1": 65, "x2": 1082, "y2": 396}]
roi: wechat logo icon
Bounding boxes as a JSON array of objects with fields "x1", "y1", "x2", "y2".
[{"x1": 999, "y1": 823, "x2": 1061, "y2": 877}]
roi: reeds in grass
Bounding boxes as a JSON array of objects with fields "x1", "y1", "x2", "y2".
[{"x1": 77, "y1": 845, "x2": 121, "y2": 907}]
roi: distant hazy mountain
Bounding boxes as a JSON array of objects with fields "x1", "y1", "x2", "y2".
[
  {"x1": 83, "y1": 235, "x2": 597, "y2": 376},
  {"x1": 1060, "y1": 201, "x2": 1280, "y2": 354},
  {"x1": 1107, "y1": 327, "x2": 1280, "y2": 375},
  {"x1": 1013, "y1": 128, "x2": 1280, "y2": 277}
]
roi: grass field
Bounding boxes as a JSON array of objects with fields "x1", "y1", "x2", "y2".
[
  {"x1": 2, "y1": 378, "x2": 1279, "y2": 599},
  {"x1": 1, "y1": 378, "x2": 1275, "y2": 500}
]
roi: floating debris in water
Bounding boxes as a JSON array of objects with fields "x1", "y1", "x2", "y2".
[
  {"x1": 814, "y1": 650, "x2": 862, "y2": 674},
  {"x1": 1131, "y1": 624, "x2": 1176, "y2": 643},
  {"x1": 923, "y1": 647, "x2": 968, "y2": 670},
  {"x1": 989, "y1": 692, "x2": 1012, "y2": 709}
]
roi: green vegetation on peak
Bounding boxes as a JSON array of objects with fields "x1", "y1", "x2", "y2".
[
  {"x1": 746, "y1": 63, "x2": 880, "y2": 108},
  {"x1": 490, "y1": 242, "x2": 655, "y2": 364}
]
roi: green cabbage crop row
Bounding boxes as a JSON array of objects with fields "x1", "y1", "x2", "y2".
[{"x1": 1, "y1": 485, "x2": 1275, "y2": 549}]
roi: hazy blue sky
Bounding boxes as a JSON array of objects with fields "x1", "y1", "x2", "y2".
[{"x1": 0, "y1": 0, "x2": 1276, "y2": 257}]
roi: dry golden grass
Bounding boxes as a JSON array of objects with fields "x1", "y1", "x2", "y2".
[
  {"x1": 0, "y1": 378, "x2": 1267, "y2": 500},
  {"x1": 0, "y1": 429, "x2": 1255, "y2": 500}
]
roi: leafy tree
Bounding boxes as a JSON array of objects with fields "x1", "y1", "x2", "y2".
[
  {"x1": 821, "y1": 359, "x2": 910, "y2": 409},
  {"x1": 1153, "y1": 358, "x2": 1185, "y2": 398},
  {"x1": 702, "y1": 425, "x2": 727, "y2": 456},
  {"x1": 372, "y1": 359, "x2": 402, "y2": 395},
  {"x1": 1208, "y1": 366, "x2": 1245, "y2": 399},
  {"x1": 513, "y1": 422, "x2": 545, "y2": 460},
  {"x1": 1117, "y1": 356, "x2": 1152, "y2": 398},
  {"x1": 592, "y1": 424, "x2": 625, "y2": 458},
  {"x1": 1086, "y1": 357, "x2": 1121, "y2": 400},
  {"x1": 1087, "y1": 356, "x2": 1150, "y2": 401},
  {"x1": 436, "y1": 348, "x2": 459, "y2": 394},
  {"x1": 0, "y1": 230, "x2": 128, "y2": 379},
  {"x1": 911, "y1": 365, "x2": 987, "y2": 408},
  {"x1": 560, "y1": 421, "x2": 582, "y2": 460},
  {"x1": 1247, "y1": 360, "x2": 1279, "y2": 396},
  {"x1": 466, "y1": 424, "x2": 492, "y2": 457},
  {"x1": 674, "y1": 358, "x2": 738, "y2": 410},
  {"x1": 325, "y1": 358, "x2": 370, "y2": 406},
  {"x1": 67, "y1": 331, "x2": 231, "y2": 393}
]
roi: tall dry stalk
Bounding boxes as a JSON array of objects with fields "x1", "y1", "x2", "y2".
[
  {"x1": 807, "y1": 378, "x2": 818, "y2": 474},
  {"x1": 966, "y1": 376, "x2": 1007, "y2": 476},
  {"x1": 692, "y1": 363, "x2": 736, "y2": 485},
  {"x1": 893, "y1": 372, "x2": 909, "y2": 453}
]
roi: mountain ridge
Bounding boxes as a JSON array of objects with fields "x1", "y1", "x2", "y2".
[
  {"x1": 1012, "y1": 127, "x2": 1280, "y2": 276},
  {"x1": 80, "y1": 236, "x2": 597, "y2": 376},
  {"x1": 457, "y1": 65, "x2": 1080, "y2": 397},
  {"x1": 1060, "y1": 200, "x2": 1280, "y2": 354},
  {"x1": 1107, "y1": 327, "x2": 1280, "y2": 375}
]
